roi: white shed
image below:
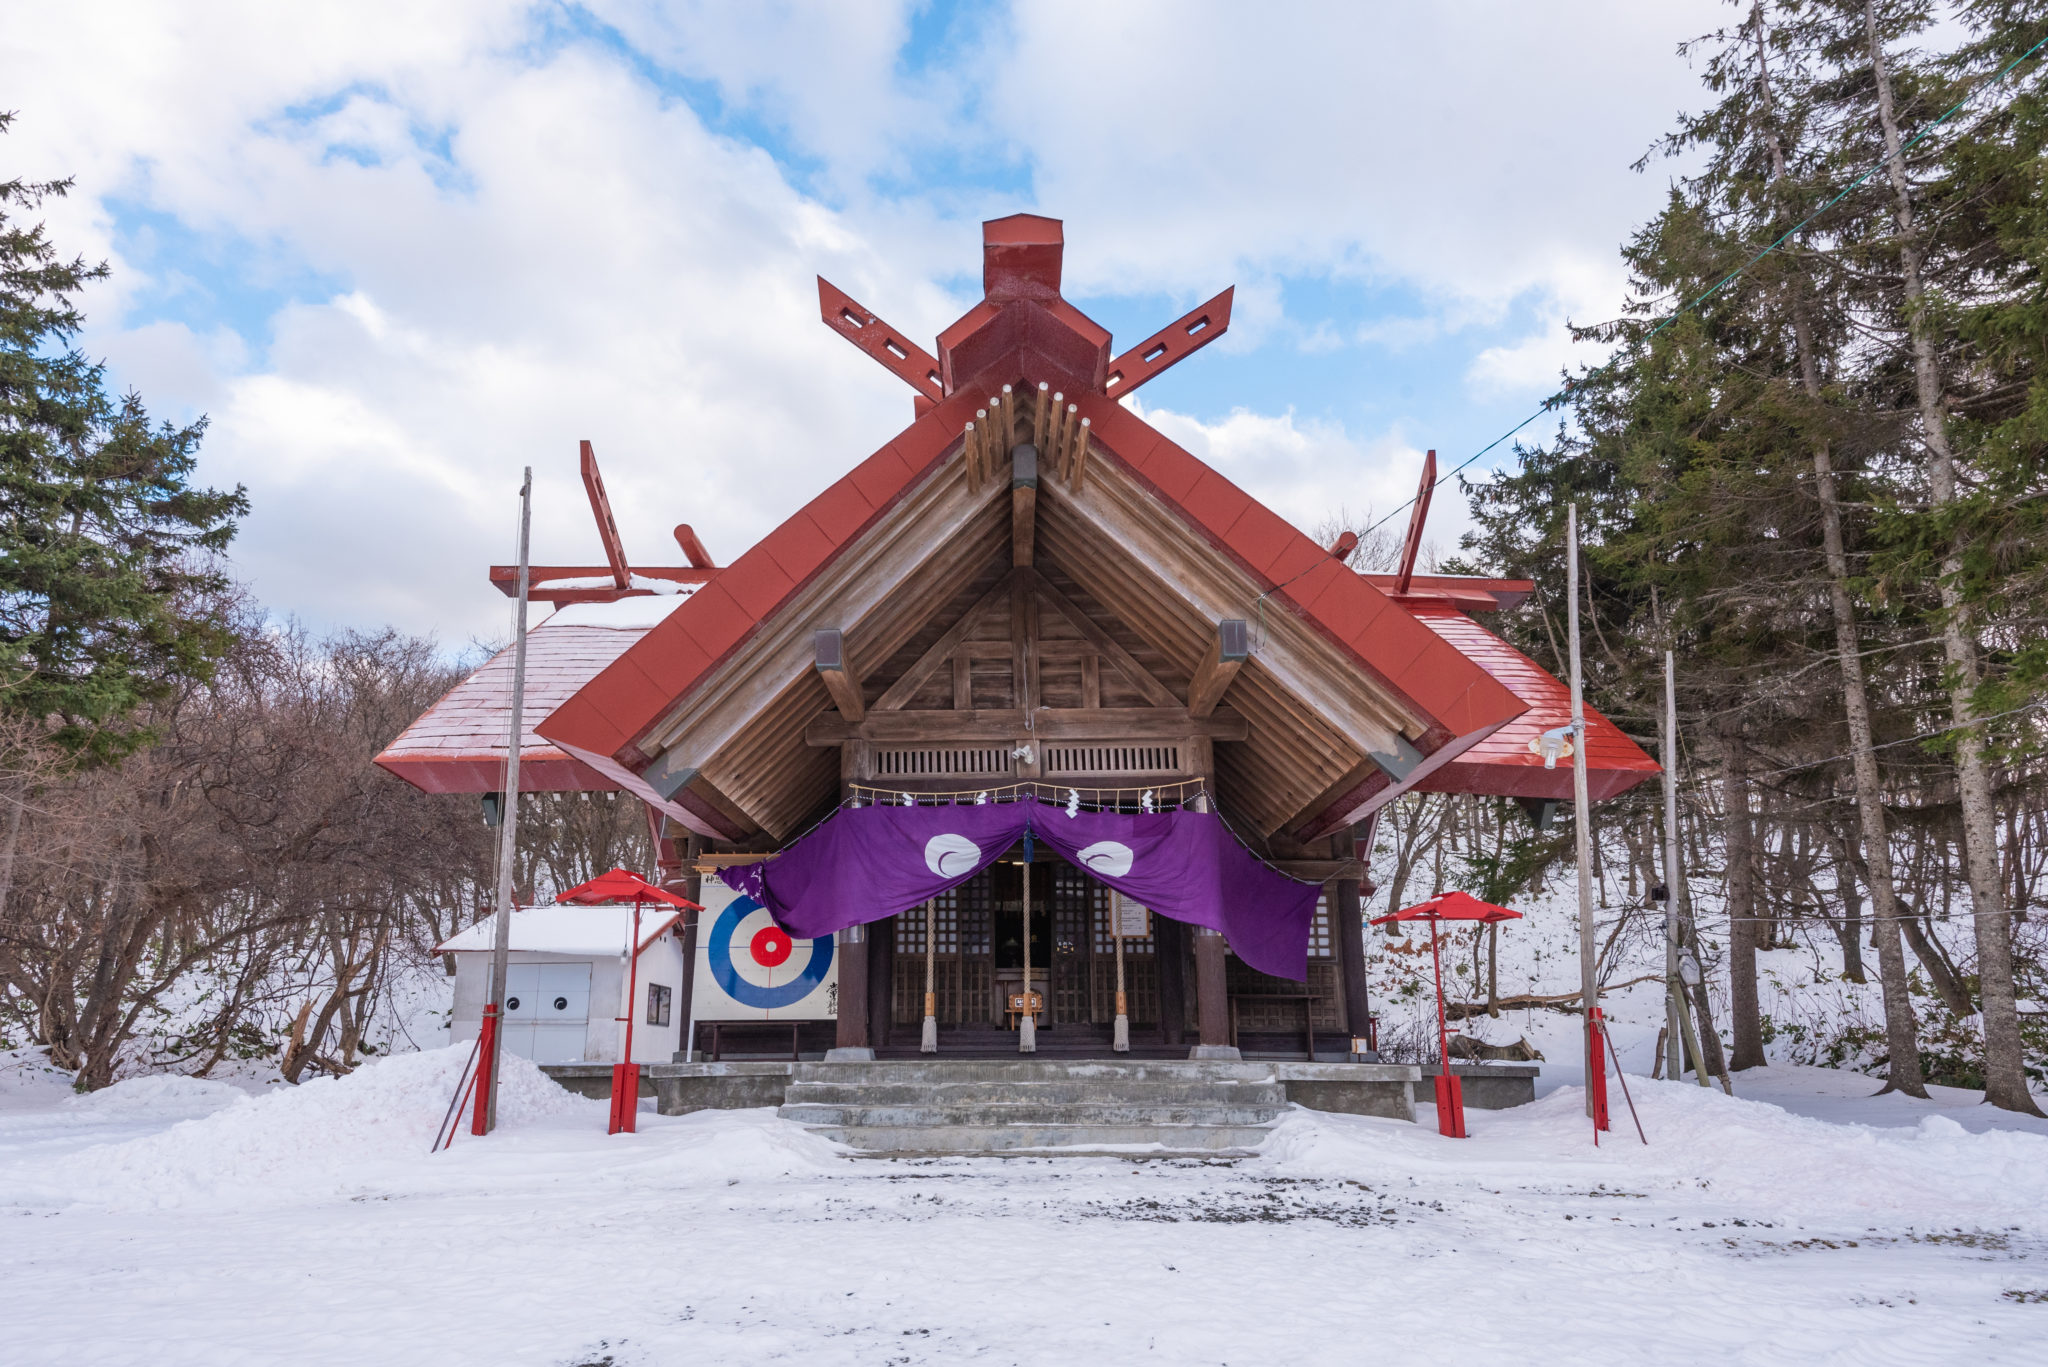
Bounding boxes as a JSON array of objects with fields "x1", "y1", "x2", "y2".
[{"x1": 440, "y1": 905, "x2": 686, "y2": 1066}]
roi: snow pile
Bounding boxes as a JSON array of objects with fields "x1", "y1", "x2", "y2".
[
  {"x1": 19, "y1": 1046, "x2": 587, "y2": 1210},
  {"x1": 1266, "y1": 1078, "x2": 2048, "y2": 1233},
  {"x1": 631, "y1": 1106, "x2": 846, "y2": 1185},
  {"x1": 0, "y1": 1046, "x2": 80, "y2": 1111},
  {"x1": 63, "y1": 1072, "x2": 248, "y2": 1117}
]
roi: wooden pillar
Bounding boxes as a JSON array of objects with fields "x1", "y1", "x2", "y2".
[
  {"x1": 1334, "y1": 878, "x2": 1372, "y2": 1055},
  {"x1": 1155, "y1": 915, "x2": 1188, "y2": 1047},
  {"x1": 831, "y1": 922, "x2": 873, "y2": 1058},
  {"x1": 675, "y1": 835, "x2": 704, "y2": 1062},
  {"x1": 646, "y1": 809, "x2": 702, "y2": 1062},
  {"x1": 868, "y1": 916, "x2": 894, "y2": 1051},
  {"x1": 1191, "y1": 926, "x2": 1238, "y2": 1059}
]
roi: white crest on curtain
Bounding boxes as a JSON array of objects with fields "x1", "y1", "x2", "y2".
[{"x1": 1076, "y1": 841, "x2": 1134, "y2": 878}]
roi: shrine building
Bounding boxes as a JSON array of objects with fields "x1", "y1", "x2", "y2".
[{"x1": 378, "y1": 216, "x2": 1654, "y2": 1130}]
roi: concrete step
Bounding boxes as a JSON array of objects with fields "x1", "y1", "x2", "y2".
[
  {"x1": 790, "y1": 1060, "x2": 1279, "y2": 1085},
  {"x1": 773, "y1": 1058, "x2": 1303, "y2": 1155},
  {"x1": 780, "y1": 1101, "x2": 1289, "y2": 1129},
  {"x1": 806, "y1": 1123, "x2": 1277, "y2": 1154},
  {"x1": 783, "y1": 1079, "x2": 1287, "y2": 1107}
]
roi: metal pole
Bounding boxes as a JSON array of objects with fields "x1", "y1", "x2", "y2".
[
  {"x1": 1566, "y1": 504, "x2": 1598, "y2": 1118},
  {"x1": 482, "y1": 466, "x2": 533, "y2": 1134},
  {"x1": 1662, "y1": 647, "x2": 1690, "y2": 1083}
]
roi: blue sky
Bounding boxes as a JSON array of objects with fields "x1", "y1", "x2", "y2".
[{"x1": 2, "y1": 0, "x2": 1727, "y2": 644}]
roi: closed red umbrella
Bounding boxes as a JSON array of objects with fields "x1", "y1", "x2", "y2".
[{"x1": 1370, "y1": 892, "x2": 1522, "y2": 1137}]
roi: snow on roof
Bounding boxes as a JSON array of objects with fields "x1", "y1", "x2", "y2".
[
  {"x1": 543, "y1": 591, "x2": 696, "y2": 629},
  {"x1": 376, "y1": 597, "x2": 693, "y2": 792},
  {"x1": 435, "y1": 904, "x2": 681, "y2": 956},
  {"x1": 1406, "y1": 604, "x2": 1657, "y2": 801}
]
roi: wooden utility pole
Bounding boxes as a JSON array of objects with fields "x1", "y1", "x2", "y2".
[
  {"x1": 483, "y1": 467, "x2": 533, "y2": 1134},
  {"x1": 1566, "y1": 505, "x2": 1598, "y2": 1115},
  {"x1": 1662, "y1": 649, "x2": 1710, "y2": 1087}
]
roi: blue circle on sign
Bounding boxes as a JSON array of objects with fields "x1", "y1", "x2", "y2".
[{"x1": 708, "y1": 895, "x2": 835, "y2": 1009}]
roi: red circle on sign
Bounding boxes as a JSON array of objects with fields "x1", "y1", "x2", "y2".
[{"x1": 749, "y1": 926, "x2": 793, "y2": 968}]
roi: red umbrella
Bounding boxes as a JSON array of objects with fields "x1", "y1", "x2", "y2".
[
  {"x1": 1370, "y1": 891, "x2": 1523, "y2": 1138},
  {"x1": 555, "y1": 869, "x2": 702, "y2": 1135},
  {"x1": 557, "y1": 868, "x2": 701, "y2": 910}
]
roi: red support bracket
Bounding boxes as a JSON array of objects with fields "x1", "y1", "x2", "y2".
[
  {"x1": 580, "y1": 440, "x2": 631, "y2": 591},
  {"x1": 818, "y1": 277, "x2": 945, "y2": 403},
  {"x1": 1393, "y1": 449, "x2": 1436, "y2": 596},
  {"x1": 1103, "y1": 286, "x2": 1234, "y2": 399}
]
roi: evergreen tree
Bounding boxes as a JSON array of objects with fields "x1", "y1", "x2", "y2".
[{"x1": 0, "y1": 115, "x2": 247, "y2": 764}]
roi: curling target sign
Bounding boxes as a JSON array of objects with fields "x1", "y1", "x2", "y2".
[{"x1": 694, "y1": 877, "x2": 837, "y2": 1019}]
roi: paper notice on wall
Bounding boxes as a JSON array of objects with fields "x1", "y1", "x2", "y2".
[{"x1": 1114, "y1": 895, "x2": 1150, "y2": 939}]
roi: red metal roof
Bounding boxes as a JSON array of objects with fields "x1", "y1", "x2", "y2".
[
  {"x1": 375, "y1": 600, "x2": 690, "y2": 794},
  {"x1": 1403, "y1": 604, "x2": 1658, "y2": 801},
  {"x1": 530, "y1": 222, "x2": 1535, "y2": 828},
  {"x1": 379, "y1": 218, "x2": 1656, "y2": 832}
]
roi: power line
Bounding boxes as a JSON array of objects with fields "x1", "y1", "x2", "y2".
[{"x1": 1359, "y1": 27, "x2": 2048, "y2": 542}]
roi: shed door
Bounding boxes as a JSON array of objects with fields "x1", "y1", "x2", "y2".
[
  {"x1": 531, "y1": 962, "x2": 592, "y2": 1063},
  {"x1": 501, "y1": 964, "x2": 541, "y2": 1060}
]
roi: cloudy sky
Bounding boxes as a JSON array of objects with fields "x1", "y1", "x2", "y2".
[{"x1": 2, "y1": 0, "x2": 1730, "y2": 646}]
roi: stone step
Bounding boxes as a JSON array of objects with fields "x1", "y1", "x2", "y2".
[
  {"x1": 779, "y1": 1101, "x2": 1290, "y2": 1130},
  {"x1": 782, "y1": 1079, "x2": 1287, "y2": 1107},
  {"x1": 805, "y1": 1123, "x2": 1277, "y2": 1154}
]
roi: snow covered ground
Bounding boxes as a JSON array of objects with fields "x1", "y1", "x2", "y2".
[{"x1": 4, "y1": 1047, "x2": 2046, "y2": 1366}]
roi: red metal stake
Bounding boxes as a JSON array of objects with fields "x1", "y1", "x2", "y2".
[
  {"x1": 1588, "y1": 1006, "x2": 1612, "y2": 1143},
  {"x1": 1428, "y1": 915, "x2": 1466, "y2": 1138},
  {"x1": 471, "y1": 1005, "x2": 498, "y2": 1137}
]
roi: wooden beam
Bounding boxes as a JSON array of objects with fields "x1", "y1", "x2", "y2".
[
  {"x1": 1267, "y1": 858, "x2": 1368, "y2": 883},
  {"x1": 1011, "y1": 443, "x2": 1038, "y2": 567},
  {"x1": 1027, "y1": 570, "x2": 1182, "y2": 709},
  {"x1": 1187, "y1": 618, "x2": 1250, "y2": 718},
  {"x1": 870, "y1": 572, "x2": 1018, "y2": 713},
  {"x1": 805, "y1": 708, "x2": 1248, "y2": 746},
  {"x1": 813, "y1": 628, "x2": 864, "y2": 722}
]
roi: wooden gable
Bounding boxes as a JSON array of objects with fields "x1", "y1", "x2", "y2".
[{"x1": 534, "y1": 218, "x2": 1531, "y2": 845}]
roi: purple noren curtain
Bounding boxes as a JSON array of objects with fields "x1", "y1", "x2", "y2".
[{"x1": 719, "y1": 797, "x2": 1319, "y2": 981}]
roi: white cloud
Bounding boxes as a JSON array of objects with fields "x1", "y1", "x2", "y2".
[
  {"x1": 1126, "y1": 399, "x2": 1470, "y2": 571},
  {"x1": 0, "y1": 0, "x2": 1725, "y2": 642},
  {"x1": 3, "y1": 5, "x2": 952, "y2": 642}
]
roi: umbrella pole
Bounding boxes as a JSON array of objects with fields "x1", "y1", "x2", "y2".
[
  {"x1": 1431, "y1": 917, "x2": 1450, "y2": 1081},
  {"x1": 1429, "y1": 915, "x2": 1464, "y2": 1137}
]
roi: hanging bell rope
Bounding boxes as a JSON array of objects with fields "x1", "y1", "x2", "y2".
[
  {"x1": 1112, "y1": 890, "x2": 1130, "y2": 1053},
  {"x1": 921, "y1": 897, "x2": 938, "y2": 1054},
  {"x1": 1019, "y1": 831, "x2": 1037, "y2": 1054}
]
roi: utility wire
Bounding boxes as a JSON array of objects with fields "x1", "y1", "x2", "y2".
[{"x1": 1358, "y1": 27, "x2": 2048, "y2": 542}]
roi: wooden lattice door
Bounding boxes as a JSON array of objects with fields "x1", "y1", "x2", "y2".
[
  {"x1": 1048, "y1": 862, "x2": 1100, "y2": 1025},
  {"x1": 890, "y1": 877, "x2": 998, "y2": 1025}
]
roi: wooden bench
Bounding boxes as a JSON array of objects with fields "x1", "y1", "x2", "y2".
[{"x1": 700, "y1": 1020, "x2": 803, "y2": 1061}]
